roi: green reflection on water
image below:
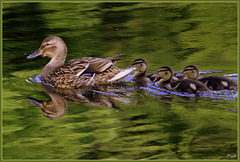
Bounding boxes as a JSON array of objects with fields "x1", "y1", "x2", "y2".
[{"x1": 2, "y1": 2, "x2": 238, "y2": 160}]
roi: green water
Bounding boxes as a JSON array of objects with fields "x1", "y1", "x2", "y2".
[{"x1": 2, "y1": 2, "x2": 238, "y2": 160}]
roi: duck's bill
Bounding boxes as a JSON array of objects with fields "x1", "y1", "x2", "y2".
[
  {"x1": 27, "y1": 97, "x2": 43, "y2": 108},
  {"x1": 153, "y1": 73, "x2": 160, "y2": 78},
  {"x1": 151, "y1": 72, "x2": 158, "y2": 77},
  {"x1": 27, "y1": 49, "x2": 42, "y2": 59}
]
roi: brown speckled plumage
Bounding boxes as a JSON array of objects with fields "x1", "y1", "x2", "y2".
[{"x1": 27, "y1": 36, "x2": 134, "y2": 88}]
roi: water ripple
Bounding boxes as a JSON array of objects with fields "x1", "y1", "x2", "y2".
[
  {"x1": 144, "y1": 82, "x2": 237, "y2": 102},
  {"x1": 26, "y1": 73, "x2": 238, "y2": 102},
  {"x1": 27, "y1": 74, "x2": 54, "y2": 87}
]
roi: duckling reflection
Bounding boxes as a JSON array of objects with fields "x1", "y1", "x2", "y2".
[{"x1": 27, "y1": 84, "x2": 132, "y2": 120}]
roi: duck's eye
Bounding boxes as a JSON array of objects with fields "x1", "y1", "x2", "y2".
[{"x1": 165, "y1": 72, "x2": 168, "y2": 75}]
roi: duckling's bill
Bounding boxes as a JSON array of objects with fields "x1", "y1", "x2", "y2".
[
  {"x1": 150, "y1": 73, "x2": 157, "y2": 77},
  {"x1": 154, "y1": 73, "x2": 160, "y2": 78},
  {"x1": 175, "y1": 71, "x2": 184, "y2": 77}
]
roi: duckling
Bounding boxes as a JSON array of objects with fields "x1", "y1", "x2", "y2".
[
  {"x1": 128, "y1": 58, "x2": 156, "y2": 83},
  {"x1": 180, "y1": 65, "x2": 238, "y2": 90},
  {"x1": 27, "y1": 36, "x2": 134, "y2": 88},
  {"x1": 155, "y1": 66, "x2": 210, "y2": 94}
]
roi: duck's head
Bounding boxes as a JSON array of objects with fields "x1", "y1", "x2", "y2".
[
  {"x1": 181, "y1": 65, "x2": 199, "y2": 79},
  {"x1": 27, "y1": 36, "x2": 67, "y2": 61},
  {"x1": 27, "y1": 95, "x2": 67, "y2": 120},
  {"x1": 130, "y1": 58, "x2": 148, "y2": 75},
  {"x1": 155, "y1": 66, "x2": 173, "y2": 81}
]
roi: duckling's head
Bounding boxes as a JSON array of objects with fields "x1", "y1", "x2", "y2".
[
  {"x1": 183, "y1": 65, "x2": 199, "y2": 79},
  {"x1": 131, "y1": 58, "x2": 148, "y2": 75},
  {"x1": 155, "y1": 66, "x2": 173, "y2": 81},
  {"x1": 27, "y1": 36, "x2": 67, "y2": 61}
]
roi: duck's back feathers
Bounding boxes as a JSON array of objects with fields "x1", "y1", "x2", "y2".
[
  {"x1": 45, "y1": 64, "x2": 133, "y2": 89},
  {"x1": 41, "y1": 54, "x2": 131, "y2": 88},
  {"x1": 54, "y1": 61, "x2": 90, "y2": 76},
  {"x1": 67, "y1": 54, "x2": 123, "y2": 74},
  {"x1": 171, "y1": 79, "x2": 210, "y2": 94}
]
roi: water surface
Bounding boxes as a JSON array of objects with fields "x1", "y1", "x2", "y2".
[{"x1": 2, "y1": 2, "x2": 238, "y2": 160}]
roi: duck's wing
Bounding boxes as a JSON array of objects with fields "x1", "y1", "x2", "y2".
[
  {"x1": 54, "y1": 61, "x2": 90, "y2": 76},
  {"x1": 54, "y1": 54, "x2": 123, "y2": 76},
  {"x1": 81, "y1": 54, "x2": 123, "y2": 73}
]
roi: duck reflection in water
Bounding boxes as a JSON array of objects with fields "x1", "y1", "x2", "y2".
[{"x1": 27, "y1": 84, "x2": 132, "y2": 120}]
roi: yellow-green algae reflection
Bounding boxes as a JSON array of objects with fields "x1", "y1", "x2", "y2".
[{"x1": 3, "y1": 2, "x2": 237, "y2": 160}]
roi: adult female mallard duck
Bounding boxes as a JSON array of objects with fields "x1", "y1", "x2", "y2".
[
  {"x1": 178, "y1": 65, "x2": 238, "y2": 90},
  {"x1": 27, "y1": 36, "x2": 135, "y2": 88},
  {"x1": 155, "y1": 66, "x2": 210, "y2": 94}
]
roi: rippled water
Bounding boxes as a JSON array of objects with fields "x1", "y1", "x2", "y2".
[{"x1": 2, "y1": 2, "x2": 238, "y2": 160}]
